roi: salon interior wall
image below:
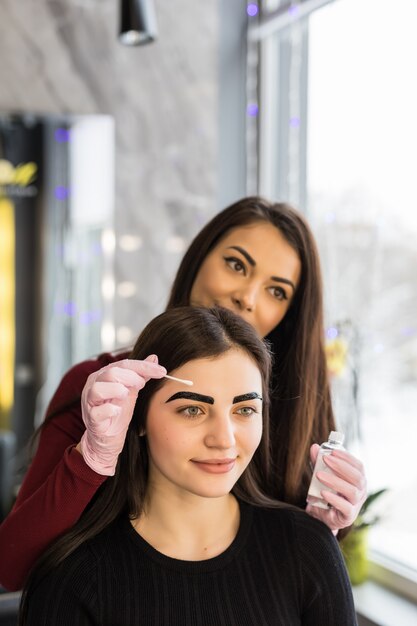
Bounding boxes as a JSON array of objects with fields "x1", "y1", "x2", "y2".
[{"x1": 0, "y1": 0, "x2": 217, "y2": 442}]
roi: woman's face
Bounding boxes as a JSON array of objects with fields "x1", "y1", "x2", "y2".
[
  {"x1": 145, "y1": 348, "x2": 263, "y2": 501},
  {"x1": 190, "y1": 222, "x2": 301, "y2": 337}
]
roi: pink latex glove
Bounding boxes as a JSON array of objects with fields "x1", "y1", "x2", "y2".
[
  {"x1": 80, "y1": 355, "x2": 166, "y2": 475},
  {"x1": 306, "y1": 444, "x2": 367, "y2": 533}
]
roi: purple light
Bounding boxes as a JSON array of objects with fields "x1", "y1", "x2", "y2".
[
  {"x1": 55, "y1": 244, "x2": 64, "y2": 258},
  {"x1": 54, "y1": 128, "x2": 71, "y2": 143},
  {"x1": 247, "y1": 3, "x2": 258, "y2": 17},
  {"x1": 247, "y1": 103, "x2": 259, "y2": 117},
  {"x1": 54, "y1": 186, "x2": 70, "y2": 200},
  {"x1": 288, "y1": 5, "x2": 299, "y2": 17},
  {"x1": 80, "y1": 310, "x2": 102, "y2": 325},
  {"x1": 401, "y1": 326, "x2": 416, "y2": 337},
  {"x1": 289, "y1": 116, "x2": 300, "y2": 128},
  {"x1": 55, "y1": 301, "x2": 77, "y2": 317},
  {"x1": 63, "y1": 302, "x2": 76, "y2": 316},
  {"x1": 326, "y1": 327, "x2": 339, "y2": 340}
]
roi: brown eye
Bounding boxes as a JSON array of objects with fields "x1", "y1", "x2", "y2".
[
  {"x1": 268, "y1": 286, "x2": 288, "y2": 301},
  {"x1": 224, "y1": 256, "x2": 246, "y2": 275}
]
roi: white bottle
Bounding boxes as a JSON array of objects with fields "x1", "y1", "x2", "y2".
[{"x1": 306, "y1": 431, "x2": 345, "y2": 509}]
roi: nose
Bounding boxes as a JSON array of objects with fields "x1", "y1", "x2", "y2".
[
  {"x1": 231, "y1": 284, "x2": 257, "y2": 313},
  {"x1": 204, "y1": 415, "x2": 236, "y2": 449}
]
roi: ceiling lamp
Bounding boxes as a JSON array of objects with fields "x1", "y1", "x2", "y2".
[{"x1": 119, "y1": 0, "x2": 158, "y2": 46}]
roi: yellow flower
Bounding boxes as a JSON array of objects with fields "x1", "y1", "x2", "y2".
[{"x1": 325, "y1": 337, "x2": 348, "y2": 376}]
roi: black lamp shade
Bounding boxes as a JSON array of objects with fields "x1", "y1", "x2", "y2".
[{"x1": 119, "y1": 0, "x2": 158, "y2": 46}]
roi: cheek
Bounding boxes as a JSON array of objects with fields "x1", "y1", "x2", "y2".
[
  {"x1": 259, "y1": 300, "x2": 288, "y2": 336},
  {"x1": 192, "y1": 259, "x2": 230, "y2": 302},
  {"x1": 147, "y1": 425, "x2": 176, "y2": 458},
  {"x1": 148, "y1": 423, "x2": 193, "y2": 459},
  {"x1": 199, "y1": 265, "x2": 223, "y2": 293},
  {"x1": 242, "y1": 421, "x2": 263, "y2": 454}
]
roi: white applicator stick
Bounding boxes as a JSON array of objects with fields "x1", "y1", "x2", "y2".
[{"x1": 164, "y1": 374, "x2": 193, "y2": 386}]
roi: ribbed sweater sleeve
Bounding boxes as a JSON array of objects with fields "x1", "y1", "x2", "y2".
[
  {"x1": 0, "y1": 351, "x2": 129, "y2": 591},
  {"x1": 291, "y1": 511, "x2": 357, "y2": 625}
]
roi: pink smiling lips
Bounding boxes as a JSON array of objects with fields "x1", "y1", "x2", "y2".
[{"x1": 191, "y1": 458, "x2": 236, "y2": 474}]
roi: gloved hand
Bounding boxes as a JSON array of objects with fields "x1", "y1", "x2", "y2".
[
  {"x1": 80, "y1": 355, "x2": 166, "y2": 475},
  {"x1": 306, "y1": 444, "x2": 367, "y2": 533}
]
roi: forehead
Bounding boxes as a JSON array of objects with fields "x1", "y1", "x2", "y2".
[
  {"x1": 217, "y1": 221, "x2": 284, "y2": 245},
  {"x1": 156, "y1": 350, "x2": 263, "y2": 399}
]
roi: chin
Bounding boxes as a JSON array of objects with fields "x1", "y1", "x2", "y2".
[
  {"x1": 194, "y1": 489, "x2": 234, "y2": 499},
  {"x1": 188, "y1": 480, "x2": 239, "y2": 499}
]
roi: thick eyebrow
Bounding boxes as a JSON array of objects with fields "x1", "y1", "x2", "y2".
[
  {"x1": 270, "y1": 276, "x2": 296, "y2": 291},
  {"x1": 228, "y1": 245, "x2": 255, "y2": 266},
  {"x1": 227, "y1": 246, "x2": 296, "y2": 292},
  {"x1": 165, "y1": 391, "x2": 214, "y2": 404},
  {"x1": 233, "y1": 392, "x2": 263, "y2": 403},
  {"x1": 165, "y1": 391, "x2": 263, "y2": 405}
]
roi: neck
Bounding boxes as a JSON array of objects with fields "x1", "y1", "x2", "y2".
[{"x1": 132, "y1": 487, "x2": 240, "y2": 561}]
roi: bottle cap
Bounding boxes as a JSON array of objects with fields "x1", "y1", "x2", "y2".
[{"x1": 329, "y1": 431, "x2": 345, "y2": 444}]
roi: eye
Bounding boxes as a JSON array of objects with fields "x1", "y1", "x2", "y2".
[
  {"x1": 268, "y1": 285, "x2": 288, "y2": 301},
  {"x1": 178, "y1": 405, "x2": 204, "y2": 418},
  {"x1": 235, "y1": 406, "x2": 258, "y2": 417},
  {"x1": 224, "y1": 256, "x2": 246, "y2": 276}
]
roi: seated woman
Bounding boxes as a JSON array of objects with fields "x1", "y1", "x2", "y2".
[{"x1": 19, "y1": 307, "x2": 357, "y2": 626}]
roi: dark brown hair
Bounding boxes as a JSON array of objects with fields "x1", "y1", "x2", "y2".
[
  {"x1": 39, "y1": 196, "x2": 333, "y2": 504},
  {"x1": 19, "y1": 306, "x2": 279, "y2": 623},
  {"x1": 167, "y1": 196, "x2": 335, "y2": 504}
]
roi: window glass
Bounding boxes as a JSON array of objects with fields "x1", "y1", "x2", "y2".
[{"x1": 307, "y1": 0, "x2": 417, "y2": 571}]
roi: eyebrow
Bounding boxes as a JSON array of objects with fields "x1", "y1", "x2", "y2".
[
  {"x1": 228, "y1": 245, "x2": 256, "y2": 266},
  {"x1": 165, "y1": 391, "x2": 263, "y2": 404},
  {"x1": 165, "y1": 392, "x2": 214, "y2": 404},
  {"x1": 227, "y1": 246, "x2": 296, "y2": 292},
  {"x1": 233, "y1": 392, "x2": 263, "y2": 403}
]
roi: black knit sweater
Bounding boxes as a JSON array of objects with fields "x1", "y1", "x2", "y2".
[{"x1": 26, "y1": 502, "x2": 357, "y2": 625}]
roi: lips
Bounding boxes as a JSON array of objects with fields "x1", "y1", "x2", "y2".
[
  {"x1": 191, "y1": 458, "x2": 237, "y2": 474},
  {"x1": 193, "y1": 458, "x2": 236, "y2": 464}
]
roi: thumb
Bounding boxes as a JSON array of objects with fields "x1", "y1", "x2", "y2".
[
  {"x1": 310, "y1": 443, "x2": 320, "y2": 466},
  {"x1": 145, "y1": 354, "x2": 159, "y2": 364}
]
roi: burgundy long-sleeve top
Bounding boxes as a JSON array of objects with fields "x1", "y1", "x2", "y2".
[{"x1": 0, "y1": 350, "x2": 129, "y2": 591}]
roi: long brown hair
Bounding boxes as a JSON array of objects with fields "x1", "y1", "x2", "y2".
[
  {"x1": 167, "y1": 197, "x2": 335, "y2": 504},
  {"x1": 19, "y1": 306, "x2": 279, "y2": 623},
  {"x1": 38, "y1": 196, "x2": 333, "y2": 505}
]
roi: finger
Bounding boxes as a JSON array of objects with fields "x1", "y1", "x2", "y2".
[
  {"x1": 329, "y1": 448, "x2": 365, "y2": 472},
  {"x1": 89, "y1": 402, "x2": 121, "y2": 423},
  {"x1": 305, "y1": 503, "x2": 326, "y2": 522},
  {"x1": 305, "y1": 503, "x2": 339, "y2": 530},
  {"x1": 115, "y1": 358, "x2": 166, "y2": 380},
  {"x1": 319, "y1": 489, "x2": 356, "y2": 520},
  {"x1": 323, "y1": 454, "x2": 366, "y2": 490},
  {"x1": 95, "y1": 367, "x2": 146, "y2": 388},
  {"x1": 310, "y1": 444, "x2": 320, "y2": 466},
  {"x1": 88, "y1": 381, "x2": 131, "y2": 405},
  {"x1": 316, "y1": 471, "x2": 364, "y2": 506},
  {"x1": 145, "y1": 354, "x2": 159, "y2": 364}
]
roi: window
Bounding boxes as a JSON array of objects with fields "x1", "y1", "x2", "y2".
[
  {"x1": 308, "y1": 0, "x2": 417, "y2": 577},
  {"x1": 255, "y1": 0, "x2": 417, "y2": 590}
]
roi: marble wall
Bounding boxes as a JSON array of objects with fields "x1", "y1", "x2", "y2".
[{"x1": 0, "y1": 0, "x2": 218, "y2": 349}]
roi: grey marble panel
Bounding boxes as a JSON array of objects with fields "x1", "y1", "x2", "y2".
[{"x1": 0, "y1": 0, "x2": 218, "y2": 349}]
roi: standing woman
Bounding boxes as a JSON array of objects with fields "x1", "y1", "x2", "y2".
[
  {"x1": 20, "y1": 306, "x2": 357, "y2": 625},
  {"x1": 0, "y1": 197, "x2": 366, "y2": 591}
]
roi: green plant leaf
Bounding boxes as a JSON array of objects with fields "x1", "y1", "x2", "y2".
[{"x1": 359, "y1": 488, "x2": 388, "y2": 515}]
